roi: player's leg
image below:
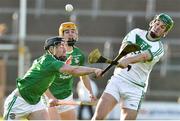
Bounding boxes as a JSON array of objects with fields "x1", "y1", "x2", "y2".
[
  {"x1": 121, "y1": 108, "x2": 138, "y2": 120},
  {"x1": 56, "y1": 94, "x2": 77, "y2": 120},
  {"x1": 3, "y1": 90, "x2": 26, "y2": 120},
  {"x1": 59, "y1": 108, "x2": 77, "y2": 120},
  {"x1": 120, "y1": 79, "x2": 145, "y2": 120},
  {"x1": 48, "y1": 107, "x2": 60, "y2": 120},
  {"x1": 78, "y1": 105, "x2": 84, "y2": 120},
  {"x1": 27, "y1": 96, "x2": 50, "y2": 120},
  {"x1": 27, "y1": 109, "x2": 49, "y2": 120},
  {"x1": 41, "y1": 94, "x2": 60, "y2": 120},
  {"x1": 92, "y1": 92, "x2": 118, "y2": 120},
  {"x1": 92, "y1": 76, "x2": 121, "y2": 120},
  {"x1": 88, "y1": 105, "x2": 94, "y2": 118},
  {"x1": 3, "y1": 95, "x2": 21, "y2": 120}
]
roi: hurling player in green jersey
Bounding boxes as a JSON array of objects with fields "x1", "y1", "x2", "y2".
[
  {"x1": 3, "y1": 36, "x2": 102, "y2": 120},
  {"x1": 46, "y1": 22, "x2": 97, "y2": 120}
]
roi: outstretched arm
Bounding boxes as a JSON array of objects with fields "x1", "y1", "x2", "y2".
[{"x1": 59, "y1": 64, "x2": 102, "y2": 77}]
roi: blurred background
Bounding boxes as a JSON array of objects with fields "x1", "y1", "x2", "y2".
[{"x1": 0, "y1": 0, "x2": 180, "y2": 120}]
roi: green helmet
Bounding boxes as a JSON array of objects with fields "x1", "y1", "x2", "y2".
[{"x1": 155, "y1": 13, "x2": 174, "y2": 31}]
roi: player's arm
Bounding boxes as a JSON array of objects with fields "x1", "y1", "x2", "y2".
[
  {"x1": 117, "y1": 50, "x2": 152, "y2": 68},
  {"x1": 44, "y1": 89, "x2": 59, "y2": 107},
  {"x1": 79, "y1": 51, "x2": 96, "y2": 101},
  {"x1": 45, "y1": 89, "x2": 56, "y2": 99},
  {"x1": 80, "y1": 75, "x2": 97, "y2": 101},
  {"x1": 59, "y1": 64, "x2": 102, "y2": 77}
]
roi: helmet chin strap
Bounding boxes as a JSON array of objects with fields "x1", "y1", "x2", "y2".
[
  {"x1": 54, "y1": 55, "x2": 67, "y2": 61},
  {"x1": 67, "y1": 38, "x2": 77, "y2": 46}
]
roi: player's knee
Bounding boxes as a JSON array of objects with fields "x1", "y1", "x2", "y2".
[{"x1": 92, "y1": 112, "x2": 105, "y2": 120}]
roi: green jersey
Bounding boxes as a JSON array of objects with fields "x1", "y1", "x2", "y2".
[
  {"x1": 49, "y1": 46, "x2": 85, "y2": 99},
  {"x1": 17, "y1": 53, "x2": 64, "y2": 104}
]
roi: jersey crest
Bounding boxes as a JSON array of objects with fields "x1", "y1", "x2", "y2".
[{"x1": 135, "y1": 35, "x2": 151, "y2": 51}]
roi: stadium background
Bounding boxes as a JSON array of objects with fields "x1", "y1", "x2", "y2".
[{"x1": 0, "y1": 0, "x2": 180, "y2": 119}]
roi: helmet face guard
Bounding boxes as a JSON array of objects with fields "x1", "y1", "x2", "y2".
[
  {"x1": 154, "y1": 13, "x2": 174, "y2": 32},
  {"x1": 67, "y1": 38, "x2": 76, "y2": 46}
]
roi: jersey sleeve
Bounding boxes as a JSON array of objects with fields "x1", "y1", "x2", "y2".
[
  {"x1": 148, "y1": 42, "x2": 164, "y2": 62},
  {"x1": 122, "y1": 28, "x2": 140, "y2": 44}
]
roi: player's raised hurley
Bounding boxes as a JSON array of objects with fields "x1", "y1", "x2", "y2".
[
  {"x1": 101, "y1": 44, "x2": 141, "y2": 75},
  {"x1": 88, "y1": 49, "x2": 112, "y2": 64},
  {"x1": 88, "y1": 48, "x2": 131, "y2": 70},
  {"x1": 88, "y1": 43, "x2": 141, "y2": 75},
  {"x1": 101, "y1": 43, "x2": 140, "y2": 75}
]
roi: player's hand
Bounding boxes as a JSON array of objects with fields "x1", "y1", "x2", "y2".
[
  {"x1": 117, "y1": 58, "x2": 130, "y2": 69},
  {"x1": 94, "y1": 68, "x2": 103, "y2": 77},
  {"x1": 89, "y1": 94, "x2": 97, "y2": 102},
  {"x1": 49, "y1": 99, "x2": 59, "y2": 107}
]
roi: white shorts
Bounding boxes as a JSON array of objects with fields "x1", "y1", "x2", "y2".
[
  {"x1": 3, "y1": 89, "x2": 47, "y2": 120},
  {"x1": 56, "y1": 94, "x2": 76, "y2": 113},
  {"x1": 104, "y1": 76, "x2": 145, "y2": 110}
]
